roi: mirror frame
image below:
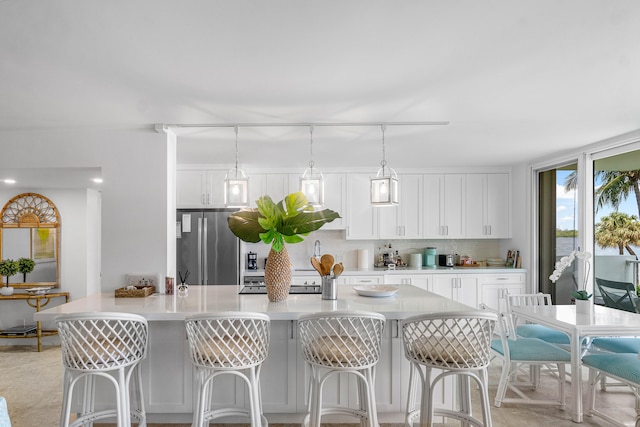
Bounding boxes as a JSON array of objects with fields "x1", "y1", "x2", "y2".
[{"x1": 0, "y1": 192, "x2": 60, "y2": 288}]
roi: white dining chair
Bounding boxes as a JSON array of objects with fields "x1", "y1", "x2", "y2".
[
  {"x1": 506, "y1": 293, "x2": 570, "y2": 345},
  {"x1": 582, "y1": 351, "x2": 640, "y2": 426},
  {"x1": 481, "y1": 304, "x2": 571, "y2": 408}
]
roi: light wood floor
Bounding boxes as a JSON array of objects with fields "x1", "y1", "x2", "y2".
[{"x1": 0, "y1": 345, "x2": 633, "y2": 426}]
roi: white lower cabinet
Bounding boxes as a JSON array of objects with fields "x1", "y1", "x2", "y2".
[
  {"x1": 384, "y1": 274, "x2": 430, "y2": 290},
  {"x1": 261, "y1": 321, "x2": 298, "y2": 413},
  {"x1": 430, "y1": 274, "x2": 478, "y2": 307},
  {"x1": 478, "y1": 273, "x2": 526, "y2": 312}
]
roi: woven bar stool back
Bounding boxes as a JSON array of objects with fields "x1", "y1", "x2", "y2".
[
  {"x1": 298, "y1": 311, "x2": 386, "y2": 427},
  {"x1": 56, "y1": 312, "x2": 148, "y2": 427},
  {"x1": 402, "y1": 310, "x2": 497, "y2": 427},
  {"x1": 185, "y1": 312, "x2": 270, "y2": 427}
]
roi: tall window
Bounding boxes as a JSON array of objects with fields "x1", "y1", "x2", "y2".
[{"x1": 538, "y1": 163, "x2": 578, "y2": 304}]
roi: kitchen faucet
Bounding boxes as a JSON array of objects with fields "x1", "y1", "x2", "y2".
[{"x1": 313, "y1": 240, "x2": 321, "y2": 259}]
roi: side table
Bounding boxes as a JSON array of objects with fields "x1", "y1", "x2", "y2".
[{"x1": 0, "y1": 292, "x2": 70, "y2": 352}]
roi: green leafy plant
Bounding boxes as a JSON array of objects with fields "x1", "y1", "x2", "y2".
[
  {"x1": 227, "y1": 192, "x2": 340, "y2": 252},
  {"x1": 17, "y1": 257, "x2": 35, "y2": 282},
  {"x1": 0, "y1": 259, "x2": 19, "y2": 287}
]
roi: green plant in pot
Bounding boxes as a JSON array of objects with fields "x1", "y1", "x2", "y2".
[
  {"x1": 0, "y1": 259, "x2": 19, "y2": 296},
  {"x1": 228, "y1": 192, "x2": 340, "y2": 302},
  {"x1": 17, "y1": 257, "x2": 35, "y2": 283}
]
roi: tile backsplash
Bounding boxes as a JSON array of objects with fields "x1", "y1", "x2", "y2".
[{"x1": 243, "y1": 230, "x2": 504, "y2": 270}]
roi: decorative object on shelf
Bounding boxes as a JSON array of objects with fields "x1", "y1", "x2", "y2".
[
  {"x1": 228, "y1": 192, "x2": 340, "y2": 302},
  {"x1": 300, "y1": 125, "x2": 324, "y2": 207},
  {"x1": 177, "y1": 282, "x2": 189, "y2": 297},
  {"x1": 0, "y1": 259, "x2": 18, "y2": 296},
  {"x1": 549, "y1": 249, "x2": 593, "y2": 301},
  {"x1": 224, "y1": 126, "x2": 250, "y2": 208},
  {"x1": 17, "y1": 257, "x2": 35, "y2": 283},
  {"x1": 165, "y1": 276, "x2": 174, "y2": 295},
  {"x1": 370, "y1": 124, "x2": 399, "y2": 206}
]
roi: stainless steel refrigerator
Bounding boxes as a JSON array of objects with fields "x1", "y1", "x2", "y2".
[{"x1": 176, "y1": 209, "x2": 240, "y2": 285}]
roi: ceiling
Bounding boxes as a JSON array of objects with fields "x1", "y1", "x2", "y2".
[{"x1": 1, "y1": 0, "x2": 640, "y2": 173}]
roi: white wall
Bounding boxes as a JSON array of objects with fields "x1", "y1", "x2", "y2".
[{"x1": 0, "y1": 128, "x2": 169, "y2": 344}]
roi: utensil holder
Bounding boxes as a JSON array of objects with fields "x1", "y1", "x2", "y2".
[{"x1": 321, "y1": 277, "x2": 337, "y2": 300}]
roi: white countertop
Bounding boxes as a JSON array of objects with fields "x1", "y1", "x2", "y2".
[
  {"x1": 34, "y1": 284, "x2": 475, "y2": 321},
  {"x1": 245, "y1": 266, "x2": 527, "y2": 276}
]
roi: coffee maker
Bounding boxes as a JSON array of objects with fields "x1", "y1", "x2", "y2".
[{"x1": 247, "y1": 252, "x2": 258, "y2": 270}]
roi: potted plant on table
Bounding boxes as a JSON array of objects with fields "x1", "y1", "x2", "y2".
[
  {"x1": 0, "y1": 259, "x2": 19, "y2": 296},
  {"x1": 17, "y1": 257, "x2": 35, "y2": 283},
  {"x1": 549, "y1": 250, "x2": 592, "y2": 312},
  {"x1": 228, "y1": 192, "x2": 340, "y2": 302}
]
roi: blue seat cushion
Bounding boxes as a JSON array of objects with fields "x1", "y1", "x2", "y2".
[
  {"x1": 0, "y1": 397, "x2": 11, "y2": 427},
  {"x1": 591, "y1": 337, "x2": 640, "y2": 354},
  {"x1": 582, "y1": 353, "x2": 640, "y2": 384},
  {"x1": 516, "y1": 324, "x2": 570, "y2": 345},
  {"x1": 491, "y1": 337, "x2": 571, "y2": 362}
]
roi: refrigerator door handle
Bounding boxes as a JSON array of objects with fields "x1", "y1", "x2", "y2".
[
  {"x1": 203, "y1": 217, "x2": 208, "y2": 284},
  {"x1": 197, "y1": 218, "x2": 203, "y2": 285}
]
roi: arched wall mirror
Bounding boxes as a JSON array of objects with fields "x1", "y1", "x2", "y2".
[{"x1": 0, "y1": 193, "x2": 60, "y2": 288}]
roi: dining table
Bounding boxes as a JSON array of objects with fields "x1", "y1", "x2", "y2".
[{"x1": 511, "y1": 303, "x2": 640, "y2": 423}]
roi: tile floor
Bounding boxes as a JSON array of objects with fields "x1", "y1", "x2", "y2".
[{"x1": 0, "y1": 345, "x2": 634, "y2": 426}]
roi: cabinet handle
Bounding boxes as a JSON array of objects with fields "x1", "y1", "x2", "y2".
[
  {"x1": 496, "y1": 277, "x2": 509, "y2": 281},
  {"x1": 201, "y1": 194, "x2": 205, "y2": 205},
  {"x1": 360, "y1": 280, "x2": 373, "y2": 283},
  {"x1": 487, "y1": 225, "x2": 492, "y2": 235}
]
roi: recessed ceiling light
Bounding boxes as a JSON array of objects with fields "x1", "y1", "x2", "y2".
[
  {"x1": 91, "y1": 178, "x2": 103, "y2": 184},
  {"x1": 3, "y1": 179, "x2": 16, "y2": 184}
]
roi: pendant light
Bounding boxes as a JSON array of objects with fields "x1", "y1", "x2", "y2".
[
  {"x1": 224, "y1": 126, "x2": 250, "y2": 208},
  {"x1": 300, "y1": 125, "x2": 324, "y2": 207},
  {"x1": 370, "y1": 124, "x2": 399, "y2": 206}
]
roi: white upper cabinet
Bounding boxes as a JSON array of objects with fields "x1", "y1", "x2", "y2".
[
  {"x1": 176, "y1": 169, "x2": 227, "y2": 208},
  {"x1": 465, "y1": 173, "x2": 510, "y2": 238},
  {"x1": 345, "y1": 173, "x2": 377, "y2": 239},
  {"x1": 423, "y1": 174, "x2": 465, "y2": 239},
  {"x1": 379, "y1": 174, "x2": 422, "y2": 239},
  {"x1": 319, "y1": 173, "x2": 346, "y2": 230}
]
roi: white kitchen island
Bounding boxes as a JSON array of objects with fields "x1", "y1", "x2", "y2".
[{"x1": 36, "y1": 285, "x2": 476, "y2": 424}]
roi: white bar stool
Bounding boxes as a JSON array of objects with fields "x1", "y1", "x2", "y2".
[
  {"x1": 55, "y1": 312, "x2": 149, "y2": 427},
  {"x1": 185, "y1": 312, "x2": 270, "y2": 427},
  {"x1": 298, "y1": 311, "x2": 386, "y2": 427},
  {"x1": 401, "y1": 311, "x2": 497, "y2": 427}
]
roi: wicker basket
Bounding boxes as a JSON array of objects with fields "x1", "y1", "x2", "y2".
[{"x1": 115, "y1": 285, "x2": 156, "y2": 298}]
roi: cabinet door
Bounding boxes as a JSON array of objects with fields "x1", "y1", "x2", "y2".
[
  {"x1": 430, "y1": 274, "x2": 457, "y2": 299},
  {"x1": 364, "y1": 320, "x2": 403, "y2": 412},
  {"x1": 399, "y1": 174, "x2": 423, "y2": 239},
  {"x1": 346, "y1": 174, "x2": 377, "y2": 239},
  {"x1": 322, "y1": 173, "x2": 346, "y2": 230},
  {"x1": 385, "y1": 274, "x2": 430, "y2": 290},
  {"x1": 265, "y1": 174, "x2": 290, "y2": 202},
  {"x1": 423, "y1": 174, "x2": 443, "y2": 238},
  {"x1": 485, "y1": 173, "x2": 510, "y2": 238},
  {"x1": 465, "y1": 173, "x2": 511, "y2": 238},
  {"x1": 478, "y1": 274, "x2": 525, "y2": 311},
  {"x1": 442, "y1": 174, "x2": 465, "y2": 238},
  {"x1": 248, "y1": 173, "x2": 266, "y2": 207},
  {"x1": 457, "y1": 275, "x2": 478, "y2": 308},
  {"x1": 465, "y1": 174, "x2": 485, "y2": 238},
  {"x1": 260, "y1": 321, "x2": 298, "y2": 413},
  {"x1": 176, "y1": 170, "x2": 206, "y2": 208},
  {"x1": 204, "y1": 170, "x2": 228, "y2": 207}
]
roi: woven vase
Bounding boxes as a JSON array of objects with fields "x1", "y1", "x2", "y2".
[{"x1": 265, "y1": 246, "x2": 292, "y2": 302}]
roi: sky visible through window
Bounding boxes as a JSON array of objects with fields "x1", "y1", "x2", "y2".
[{"x1": 556, "y1": 170, "x2": 638, "y2": 255}]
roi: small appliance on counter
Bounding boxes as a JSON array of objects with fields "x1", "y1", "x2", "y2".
[
  {"x1": 424, "y1": 247, "x2": 437, "y2": 267},
  {"x1": 247, "y1": 252, "x2": 258, "y2": 270},
  {"x1": 438, "y1": 254, "x2": 459, "y2": 267}
]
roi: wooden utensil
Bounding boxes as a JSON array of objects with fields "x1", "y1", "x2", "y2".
[
  {"x1": 320, "y1": 254, "x2": 334, "y2": 276},
  {"x1": 332, "y1": 262, "x2": 344, "y2": 278},
  {"x1": 310, "y1": 257, "x2": 323, "y2": 275}
]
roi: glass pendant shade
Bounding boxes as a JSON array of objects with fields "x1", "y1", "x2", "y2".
[
  {"x1": 224, "y1": 168, "x2": 249, "y2": 208},
  {"x1": 371, "y1": 166, "x2": 399, "y2": 206},
  {"x1": 300, "y1": 166, "x2": 324, "y2": 207}
]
